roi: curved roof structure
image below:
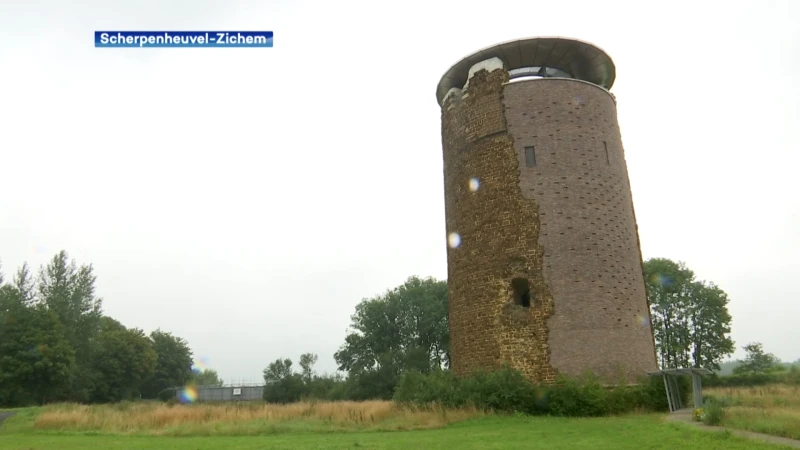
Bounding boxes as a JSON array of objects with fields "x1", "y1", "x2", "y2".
[{"x1": 436, "y1": 36, "x2": 616, "y2": 105}]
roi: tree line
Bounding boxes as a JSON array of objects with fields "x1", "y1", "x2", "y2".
[
  {"x1": 0, "y1": 251, "x2": 197, "y2": 406},
  {"x1": 260, "y1": 258, "x2": 748, "y2": 401},
  {"x1": 3, "y1": 249, "x2": 779, "y2": 407}
]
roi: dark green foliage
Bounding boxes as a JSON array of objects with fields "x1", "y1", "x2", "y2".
[
  {"x1": 644, "y1": 258, "x2": 735, "y2": 371},
  {"x1": 732, "y1": 342, "x2": 781, "y2": 376},
  {"x1": 0, "y1": 252, "x2": 197, "y2": 407},
  {"x1": 702, "y1": 399, "x2": 725, "y2": 426},
  {"x1": 333, "y1": 276, "x2": 449, "y2": 400},
  {"x1": 0, "y1": 285, "x2": 75, "y2": 406},
  {"x1": 139, "y1": 330, "x2": 194, "y2": 399},
  {"x1": 89, "y1": 318, "x2": 157, "y2": 403},
  {"x1": 262, "y1": 358, "x2": 307, "y2": 404},
  {"x1": 703, "y1": 367, "x2": 800, "y2": 387},
  {"x1": 393, "y1": 369, "x2": 462, "y2": 407},
  {"x1": 157, "y1": 387, "x2": 177, "y2": 402},
  {"x1": 393, "y1": 367, "x2": 674, "y2": 417},
  {"x1": 546, "y1": 374, "x2": 611, "y2": 417}
]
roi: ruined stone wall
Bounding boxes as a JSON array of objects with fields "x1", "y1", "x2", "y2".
[
  {"x1": 442, "y1": 60, "x2": 557, "y2": 383},
  {"x1": 441, "y1": 62, "x2": 658, "y2": 384}
]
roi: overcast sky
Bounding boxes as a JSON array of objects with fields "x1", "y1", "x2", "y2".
[{"x1": 0, "y1": 0, "x2": 798, "y2": 381}]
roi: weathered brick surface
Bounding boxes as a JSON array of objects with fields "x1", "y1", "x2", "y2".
[{"x1": 440, "y1": 68, "x2": 658, "y2": 384}]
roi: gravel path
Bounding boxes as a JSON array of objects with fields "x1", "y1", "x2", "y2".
[
  {"x1": 666, "y1": 408, "x2": 800, "y2": 449},
  {"x1": 0, "y1": 411, "x2": 16, "y2": 427}
]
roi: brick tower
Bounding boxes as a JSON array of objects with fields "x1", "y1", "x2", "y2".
[{"x1": 437, "y1": 37, "x2": 658, "y2": 383}]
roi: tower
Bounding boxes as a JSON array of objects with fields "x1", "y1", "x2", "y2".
[{"x1": 437, "y1": 37, "x2": 658, "y2": 383}]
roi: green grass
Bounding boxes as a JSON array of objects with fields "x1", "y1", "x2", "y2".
[
  {"x1": 1, "y1": 413, "x2": 792, "y2": 450},
  {"x1": 706, "y1": 384, "x2": 800, "y2": 440}
]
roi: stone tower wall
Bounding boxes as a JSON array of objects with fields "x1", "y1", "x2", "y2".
[{"x1": 441, "y1": 58, "x2": 657, "y2": 383}]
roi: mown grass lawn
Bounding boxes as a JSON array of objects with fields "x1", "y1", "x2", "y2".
[{"x1": 1, "y1": 413, "x2": 793, "y2": 450}]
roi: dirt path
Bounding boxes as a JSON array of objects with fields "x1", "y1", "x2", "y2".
[
  {"x1": 666, "y1": 408, "x2": 800, "y2": 449},
  {"x1": 0, "y1": 411, "x2": 16, "y2": 427}
]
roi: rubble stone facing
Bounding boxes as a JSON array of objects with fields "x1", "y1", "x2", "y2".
[{"x1": 442, "y1": 66, "x2": 557, "y2": 384}]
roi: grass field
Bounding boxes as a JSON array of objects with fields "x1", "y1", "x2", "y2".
[
  {"x1": 1, "y1": 401, "x2": 795, "y2": 449},
  {"x1": 706, "y1": 384, "x2": 800, "y2": 440}
]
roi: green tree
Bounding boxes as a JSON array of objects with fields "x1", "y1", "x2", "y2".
[
  {"x1": 644, "y1": 258, "x2": 734, "y2": 371},
  {"x1": 0, "y1": 284, "x2": 74, "y2": 406},
  {"x1": 140, "y1": 330, "x2": 194, "y2": 398},
  {"x1": 334, "y1": 276, "x2": 449, "y2": 374},
  {"x1": 193, "y1": 369, "x2": 223, "y2": 386},
  {"x1": 36, "y1": 251, "x2": 103, "y2": 400},
  {"x1": 37, "y1": 251, "x2": 103, "y2": 357},
  {"x1": 262, "y1": 358, "x2": 305, "y2": 403},
  {"x1": 333, "y1": 276, "x2": 449, "y2": 399},
  {"x1": 687, "y1": 281, "x2": 735, "y2": 371},
  {"x1": 299, "y1": 353, "x2": 318, "y2": 382},
  {"x1": 733, "y1": 342, "x2": 781, "y2": 376},
  {"x1": 90, "y1": 317, "x2": 157, "y2": 402}
]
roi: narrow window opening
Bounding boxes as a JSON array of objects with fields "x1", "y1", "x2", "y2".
[
  {"x1": 603, "y1": 141, "x2": 610, "y2": 164},
  {"x1": 525, "y1": 146, "x2": 536, "y2": 167},
  {"x1": 511, "y1": 278, "x2": 531, "y2": 307}
]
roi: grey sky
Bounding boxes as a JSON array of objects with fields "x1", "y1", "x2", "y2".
[{"x1": 0, "y1": 0, "x2": 798, "y2": 381}]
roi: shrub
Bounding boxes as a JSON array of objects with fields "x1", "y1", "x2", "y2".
[
  {"x1": 546, "y1": 374, "x2": 610, "y2": 417},
  {"x1": 394, "y1": 369, "x2": 461, "y2": 408},
  {"x1": 157, "y1": 388, "x2": 177, "y2": 402},
  {"x1": 394, "y1": 367, "x2": 674, "y2": 417},
  {"x1": 702, "y1": 400, "x2": 724, "y2": 426},
  {"x1": 693, "y1": 407, "x2": 705, "y2": 422}
]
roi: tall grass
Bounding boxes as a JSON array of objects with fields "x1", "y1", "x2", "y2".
[
  {"x1": 705, "y1": 384, "x2": 800, "y2": 439},
  {"x1": 31, "y1": 400, "x2": 487, "y2": 436}
]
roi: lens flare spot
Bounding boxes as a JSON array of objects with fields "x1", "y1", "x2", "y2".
[
  {"x1": 468, "y1": 178, "x2": 480, "y2": 192},
  {"x1": 448, "y1": 232, "x2": 461, "y2": 248},
  {"x1": 650, "y1": 273, "x2": 673, "y2": 287},
  {"x1": 636, "y1": 314, "x2": 650, "y2": 327},
  {"x1": 179, "y1": 385, "x2": 198, "y2": 404},
  {"x1": 192, "y1": 357, "x2": 209, "y2": 374}
]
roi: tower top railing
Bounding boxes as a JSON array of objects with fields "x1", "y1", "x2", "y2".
[{"x1": 436, "y1": 36, "x2": 616, "y2": 106}]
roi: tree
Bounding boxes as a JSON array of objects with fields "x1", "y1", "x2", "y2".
[
  {"x1": 36, "y1": 251, "x2": 103, "y2": 400},
  {"x1": 644, "y1": 258, "x2": 734, "y2": 371},
  {"x1": 0, "y1": 284, "x2": 75, "y2": 406},
  {"x1": 37, "y1": 251, "x2": 103, "y2": 356},
  {"x1": 687, "y1": 281, "x2": 735, "y2": 371},
  {"x1": 334, "y1": 276, "x2": 449, "y2": 374},
  {"x1": 733, "y1": 342, "x2": 781, "y2": 376},
  {"x1": 90, "y1": 317, "x2": 157, "y2": 402},
  {"x1": 193, "y1": 369, "x2": 223, "y2": 386},
  {"x1": 299, "y1": 353, "x2": 318, "y2": 382},
  {"x1": 262, "y1": 358, "x2": 305, "y2": 403},
  {"x1": 140, "y1": 330, "x2": 194, "y2": 398}
]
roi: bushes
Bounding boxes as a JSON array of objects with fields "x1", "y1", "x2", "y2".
[
  {"x1": 394, "y1": 366, "x2": 674, "y2": 417},
  {"x1": 157, "y1": 388, "x2": 177, "y2": 402},
  {"x1": 701, "y1": 399, "x2": 725, "y2": 426},
  {"x1": 703, "y1": 366, "x2": 800, "y2": 387}
]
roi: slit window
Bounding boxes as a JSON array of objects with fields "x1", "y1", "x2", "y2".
[
  {"x1": 525, "y1": 146, "x2": 536, "y2": 167},
  {"x1": 511, "y1": 278, "x2": 532, "y2": 307},
  {"x1": 603, "y1": 141, "x2": 610, "y2": 164}
]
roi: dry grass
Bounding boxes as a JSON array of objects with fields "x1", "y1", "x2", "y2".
[
  {"x1": 31, "y1": 400, "x2": 488, "y2": 436},
  {"x1": 705, "y1": 384, "x2": 800, "y2": 440}
]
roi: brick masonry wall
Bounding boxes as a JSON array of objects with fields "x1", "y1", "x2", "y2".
[
  {"x1": 440, "y1": 66, "x2": 658, "y2": 384},
  {"x1": 503, "y1": 78, "x2": 658, "y2": 381}
]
